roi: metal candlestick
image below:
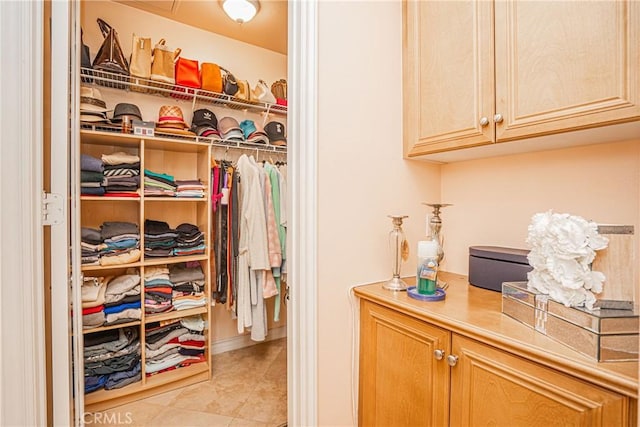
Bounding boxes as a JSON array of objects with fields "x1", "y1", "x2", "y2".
[
  {"x1": 423, "y1": 203, "x2": 452, "y2": 265},
  {"x1": 383, "y1": 215, "x2": 410, "y2": 291}
]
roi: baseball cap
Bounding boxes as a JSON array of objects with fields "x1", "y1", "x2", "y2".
[
  {"x1": 239, "y1": 120, "x2": 257, "y2": 139},
  {"x1": 218, "y1": 117, "x2": 242, "y2": 135},
  {"x1": 190, "y1": 109, "x2": 218, "y2": 137},
  {"x1": 264, "y1": 121, "x2": 287, "y2": 146}
]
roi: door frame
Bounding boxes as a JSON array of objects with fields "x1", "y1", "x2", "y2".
[
  {"x1": 0, "y1": 0, "x2": 320, "y2": 425},
  {"x1": 288, "y1": 0, "x2": 319, "y2": 425},
  {"x1": 0, "y1": 1, "x2": 47, "y2": 426}
]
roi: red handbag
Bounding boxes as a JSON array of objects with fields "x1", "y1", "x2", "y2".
[{"x1": 175, "y1": 57, "x2": 200, "y2": 88}]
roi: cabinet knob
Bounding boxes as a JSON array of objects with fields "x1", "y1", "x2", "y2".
[
  {"x1": 479, "y1": 117, "x2": 489, "y2": 127},
  {"x1": 493, "y1": 113, "x2": 504, "y2": 123},
  {"x1": 446, "y1": 354, "x2": 459, "y2": 367},
  {"x1": 434, "y1": 349, "x2": 445, "y2": 360}
]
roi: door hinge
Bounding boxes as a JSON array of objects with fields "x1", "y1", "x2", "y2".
[{"x1": 42, "y1": 192, "x2": 64, "y2": 226}]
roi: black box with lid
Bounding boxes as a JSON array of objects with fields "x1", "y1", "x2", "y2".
[{"x1": 468, "y1": 246, "x2": 532, "y2": 292}]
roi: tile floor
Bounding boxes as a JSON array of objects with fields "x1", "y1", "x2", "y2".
[{"x1": 90, "y1": 338, "x2": 287, "y2": 426}]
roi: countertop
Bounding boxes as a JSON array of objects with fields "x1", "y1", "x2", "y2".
[{"x1": 354, "y1": 271, "x2": 639, "y2": 398}]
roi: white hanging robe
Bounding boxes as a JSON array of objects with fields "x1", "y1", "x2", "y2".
[{"x1": 235, "y1": 154, "x2": 270, "y2": 341}]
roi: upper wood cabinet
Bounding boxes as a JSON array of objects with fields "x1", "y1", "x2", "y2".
[{"x1": 403, "y1": 0, "x2": 640, "y2": 158}]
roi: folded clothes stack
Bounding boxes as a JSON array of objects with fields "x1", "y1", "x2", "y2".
[
  {"x1": 175, "y1": 179, "x2": 205, "y2": 198},
  {"x1": 173, "y1": 223, "x2": 206, "y2": 256},
  {"x1": 81, "y1": 271, "x2": 142, "y2": 329},
  {"x1": 81, "y1": 276, "x2": 108, "y2": 329},
  {"x1": 84, "y1": 327, "x2": 141, "y2": 393},
  {"x1": 169, "y1": 262, "x2": 206, "y2": 311},
  {"x1": 144, "y1": 219, "x2": 178, "y2": 258},
  {"x1": 144, "y1": 265, "x2": 174, "y2": 315},
  {"x1": 144, "y1": 317, "x2": 206, "y2": 377},
  {"x1": 103, "y1": 272, "x2": 142, "y2": 326},
  {"x1": 81, "y1": 154, "x2": 105, "y2": 196},
  {"x1": 101, "y1": 152, "x2": 140, "y2": 196},
  {"x1": 99, "y1": 221, "x2": 141, "y2": 266},
  {"x1": 144, "y1": 169, "x2": 177, "y2": 197},
  {"x1": 81, "y1": 227, "x2": 104, "y2": 265}
]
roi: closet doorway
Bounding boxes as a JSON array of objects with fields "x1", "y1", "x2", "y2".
[{"x1": 44, "y1": 2, "x2": 314, "y2": 423}]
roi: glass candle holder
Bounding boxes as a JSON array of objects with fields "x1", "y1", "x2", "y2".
[{"x1": 383, "y1": 215, "x2": 409, "y2": 291}]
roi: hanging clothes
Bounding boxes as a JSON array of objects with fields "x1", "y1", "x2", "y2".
[
  {"x1": 235, "y1": 154, "x2": 270, "y2": 341},
  {"x1": 210, "y1": 153, "x2": 288, "y2": 341}
]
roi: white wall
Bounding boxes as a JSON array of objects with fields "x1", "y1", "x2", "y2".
[
  {"x1": 317, "y1": 1, "x2": 440, "y2": 424},
  {"x1": 441, "y1": 140, "x2": 640, "y2": 275}
]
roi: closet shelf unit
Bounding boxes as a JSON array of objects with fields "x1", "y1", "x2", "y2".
[
  {"x1": 81, "y1": 67, "x2": 288, "y2": 117},
  {"x1": 80, "y1": 128, "x2": 213, "y2": 411}
]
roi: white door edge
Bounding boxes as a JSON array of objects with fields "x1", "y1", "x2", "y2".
[
  {"x1": 288, "y1": 0, "x2": 319, "y2": 425},
  {"x1": 0, "y1": 1, "x2": 47, "y2": 426}
]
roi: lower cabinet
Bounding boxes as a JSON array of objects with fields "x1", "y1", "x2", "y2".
[{"x1": 359, "y1": 300, "x2": 635, "y2": 426}]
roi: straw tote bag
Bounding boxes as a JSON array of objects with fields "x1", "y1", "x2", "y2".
[
  {"x1": 130, "y1": 34, "x2": 152, "y2": 79},
  {"x1": 129, "y1": 34, "x2": 152, "y2": 92},
  {"x1": 150, "y1": 39, "x2": 181, "y2": 86}
]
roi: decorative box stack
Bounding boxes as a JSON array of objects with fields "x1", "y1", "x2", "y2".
[
  {"x1": 502, "y1": 281, "x2": 639, "y2": 362},
  {"x1": 502, "y1": 214, "x2": 639, "y2": 362}
]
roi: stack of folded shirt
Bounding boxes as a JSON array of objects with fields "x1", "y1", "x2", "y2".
[
  {"x1": 144, "y1": 318, "x2": 205, "y2": 376},
  {"x1": 81, "y1": 154, "x2": 105, "y2": 196},
  {"x1": 144, "y1": 265, "x2": 174, "y2": 314},
  {"x1": 81, "y1": 276, "x2": 108, "y2": 329},
  {"x1": 104, "y1": 296, "x2": 141, "y2": 326},
  {"x1": 173, "y1": 223, "x2": 206, "y2": 256},
  {"x1": 84, "y1": 327, "x2": 141, "y2": 393},
  {"x1": 175, "y1": 179, "x2": 205, "y2": 198},
  {"x1": 169, "y1": 262, "x2": 206, "y2": 311},
  {"x1": 101, "y1": 152, "x2": 140, "y2": 196},
  {"x1": 102, "y1": 272, "x2": 142, "y2": 326},
  {"x1": 99, "y1": 221, "x2": 141, "y2": 266},
  {"x1": 144, "y1": 169, "x2": 177, "y2": 197},
  {"x1": 144, "y1": 219, "x2": 178, "y2": 257},
  {"x1": 177, "y1": 330, "x2": 206, "y2": 359},
  {"x1": 81, "y1": 227, "x2": 104, "y2": 265}
]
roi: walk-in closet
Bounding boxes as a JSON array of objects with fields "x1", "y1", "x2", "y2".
[{"x1": 59, "y1": 1, "x2": 290, "y2": 425}]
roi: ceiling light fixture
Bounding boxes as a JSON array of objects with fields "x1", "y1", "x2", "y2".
[{"x1": 221, "y1": 0, "x2": 260, "y2": 24}]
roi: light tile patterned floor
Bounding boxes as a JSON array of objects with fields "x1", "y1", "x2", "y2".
[{"x1": 89, "y1": 338, "x2": 287, "y2": 426}]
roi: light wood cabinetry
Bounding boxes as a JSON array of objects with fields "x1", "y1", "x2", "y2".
[
  {"x1": 80, "y1": 130, "x2": 212, "y2": 412},
  {"x1": 450, "y1": 335, "x2": 630, "y2": 426},
  {"x1": 403, "y1": 0, "x2": 640, "y2": 158},
  {"x1": 359, "y1": 301, "x2": 450, "y2": 426},
  {"x1": 355, "y1": 273, "x2": 638, "y2": 426}
]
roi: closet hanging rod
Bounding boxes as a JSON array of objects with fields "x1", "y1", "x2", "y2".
[
  {"x1": 80, "y1": 123, "x2": 286, "y2": 154},
  {"x1": 208, "y1": 139, "x2": 286, "y2": 154}
]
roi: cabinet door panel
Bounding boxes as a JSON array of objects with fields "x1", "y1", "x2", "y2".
[
  {"x1": 495, "y1": 0, "x2": 640, "y2": 141},
  {"x1": 403, "y1": 0, "x2": 494, "y2": 157},
  {"x1": 450, "y1": 335, "x2": 630, "y2": 427},
  {"x1": 359, "y1": 301, "x2": 450, "y2": 426}
]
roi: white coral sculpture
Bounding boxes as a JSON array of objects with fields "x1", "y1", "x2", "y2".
[{"x1": 526, "y1": 211, "x2": 608, "y2": 310}]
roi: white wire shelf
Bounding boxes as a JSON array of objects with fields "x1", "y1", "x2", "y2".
[
  {"x1": 80, "y1": 123, "x2": 288, "y2": 154},
  {"x1": 80, "y1": 67, "x2": 288, "y2": 116}
]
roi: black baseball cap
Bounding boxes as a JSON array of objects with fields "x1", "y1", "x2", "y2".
[
  {"x1": 190, "y1": 109, "x2": 218, "y2": 129},
  {"x1": 264, "y1": 121, "x2": 287, "y2": 146},
  {"x1": 190, "y1": 109, "x2": 219, "y2": 137}
]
